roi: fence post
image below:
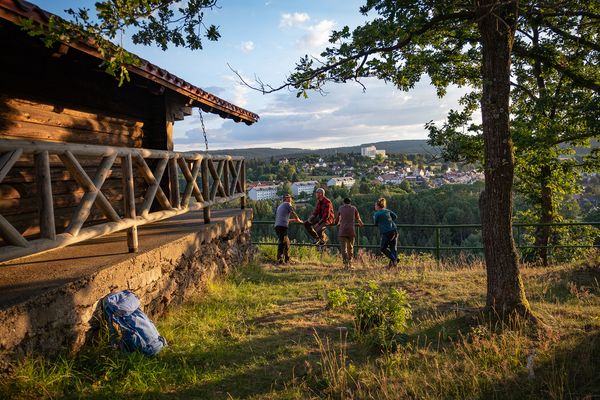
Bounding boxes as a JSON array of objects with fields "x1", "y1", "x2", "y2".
[{"x1": 435, "y1": 226, "x2": 441, "y2": 264}]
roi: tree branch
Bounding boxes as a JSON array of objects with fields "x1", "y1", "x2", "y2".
[
  {"x1": 235, "y1": 10, "x2": 476, "y2": 94},
  {"x1": 513, "y1": 43, "x2": 600, "y2": 93}
]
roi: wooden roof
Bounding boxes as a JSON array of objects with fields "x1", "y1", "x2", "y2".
[{"x1": 0, "y1": 0, "x2": 259, "y2": 125}]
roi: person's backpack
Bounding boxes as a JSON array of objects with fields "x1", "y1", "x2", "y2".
[{"x1": 102, "y1": 290, "x2": 167, "y2": 356}]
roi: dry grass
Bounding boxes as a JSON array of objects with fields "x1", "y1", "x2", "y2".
[{"x1": 1, "y1": 250, "x2": 599, "y2": 399}]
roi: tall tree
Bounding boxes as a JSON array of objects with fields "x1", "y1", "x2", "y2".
[
  {"x1": 428, "y1": 9, "x2": 599, "y2": 266},
  {"x1": 236, "y1": 0, "x2": 600, "y2": 317}
]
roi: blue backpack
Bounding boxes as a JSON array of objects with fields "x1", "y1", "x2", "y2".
[{"x1": 102, "y1": 290, "x2": 167, "y2": 356}]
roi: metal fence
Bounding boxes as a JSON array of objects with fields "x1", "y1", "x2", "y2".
[{"x1": 251, "y1": 220, "x2": 600, "y2": 261}]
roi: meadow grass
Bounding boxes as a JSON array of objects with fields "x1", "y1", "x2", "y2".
[{"x1": 1, "y1": 250, "x2": 599, "y2": 399}]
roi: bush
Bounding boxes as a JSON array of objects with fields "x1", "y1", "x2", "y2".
[{"x1": 327, "y1": 282, "x2": 411, "y2": 352}]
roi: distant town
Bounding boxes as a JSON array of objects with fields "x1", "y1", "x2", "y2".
[{"x1": 246, "y1": 145, "x2": 484, "y2": 201}]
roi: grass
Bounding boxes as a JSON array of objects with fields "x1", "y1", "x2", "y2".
[{"x1": 1, "y1": 250, "x2": 599, "y2": 399}]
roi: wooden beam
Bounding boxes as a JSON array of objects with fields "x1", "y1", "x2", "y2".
[
  {"x1": 168, "y1": 157, "x2": 181, "y2": 209},
  {"x1": 0, "y1": 139, "x2": 242, "y2": 161},
  {"x1": 0, "y1": 149, "x2": 23, "y2": 183},
  {"x1": 137, "y1": 156, "x2": 170, "y2": 217},
  {"x1": 223, "y1": 159, "x2": 230, "y2": 197},
  {"x1": 230, "y1": 159, "x2": 242, "y2": 195},
  {"x1": 60, "y1": 152, "x2": 119, "y2": 236},
  {"x1": 177, "y1": 157, "x2": 203, "y2": 207},
  {"x1": 133, "y1": 153, "x2": 172, "y2": 213},
  {"x1": 0, "y1": 214, "x2": 29, "y2": 247},
  {"x1": 121, "y1": 153, "x2": 138, "y2": 253},
  {"x1": 35, "y1": 150, "x2": 56, "y2": 240},
  {"x1": 208, "y1": 159, "x2": 226, "y2": 200}
]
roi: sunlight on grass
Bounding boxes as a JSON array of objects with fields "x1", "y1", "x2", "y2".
[{"x1": 1, "y1": 251, "x2": 599, "y2": 399}]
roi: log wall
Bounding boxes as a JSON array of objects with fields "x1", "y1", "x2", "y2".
[{"x1": 0, "y1": 19, "x2": 180, "y2": 243}]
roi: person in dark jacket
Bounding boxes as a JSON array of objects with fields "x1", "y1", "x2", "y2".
[
  {"x1": 304, "y1": 188, "x2": 334, "y2": 246},
  {"x1": 373, "y1": 197, "x2": 398, "y2": 267}
]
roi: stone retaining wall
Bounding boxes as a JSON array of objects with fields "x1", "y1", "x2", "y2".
[{"x1": 0, "y1": 210, "x2": 253, "y2": 370}]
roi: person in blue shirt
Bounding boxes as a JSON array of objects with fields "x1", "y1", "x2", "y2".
[{"x1": 373, "y1": 197, "x2": 398, "y2": 267}]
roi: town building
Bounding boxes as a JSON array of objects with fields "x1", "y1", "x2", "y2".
[
  {"x1": 248, "y1": 185, "x2": 280, "y2": 201},
  {"x1": 360, "y1": 145, "x2": 386, "y2": 159},
  {"x1": 291, "y1": 181, "x2": 319, "y2": 196},
  {"x1": 327, "y1": 177, "x2": 356, "y2": 188}
]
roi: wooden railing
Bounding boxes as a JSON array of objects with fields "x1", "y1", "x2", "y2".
[{"x1": 0, "y1": 139, "x2": 246, "y2": 262}]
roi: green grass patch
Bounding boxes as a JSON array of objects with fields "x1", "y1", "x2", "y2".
[{"x1": 2, "y1": 253, "x2": 600, "y2": 399}]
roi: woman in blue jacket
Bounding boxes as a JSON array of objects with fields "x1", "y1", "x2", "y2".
[{"x1": 373, "y1": 197, "x2": 398, "y2": 267}]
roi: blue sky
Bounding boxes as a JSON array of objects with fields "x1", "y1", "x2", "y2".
[{"x1": 34, "y1": 1, "x2": 468, "y2": 150}]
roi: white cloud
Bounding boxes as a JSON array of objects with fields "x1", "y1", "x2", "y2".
[
  {"x1": 173, "y1": 78, "x2": 471, "y2": 151},
  {"x1": 240, "y1": 41, "x2": 255, "y2": 53},
  {"x1": 297, "y1": 19, "x2": 335, "y2": 49},
  {"x1": 279, "y1": 12, "x2": 310, "y2": 28}
]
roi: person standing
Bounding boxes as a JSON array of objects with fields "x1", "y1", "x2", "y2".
[
  {"x1": 274, "y1": 194, "x2": 302, "y2": 265},
  {"x1": 304, "y1": 188, "x2": 334, "y2": 246},
  {"x1": 335, "y1": 197, "x2": 364, "y2": 269},
  {"x1": 373, "y1": 197, "x2": 398, "y2": 267}
]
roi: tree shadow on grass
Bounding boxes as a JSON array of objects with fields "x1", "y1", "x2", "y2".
[{"x1": 479, "y1": 330, "x2": 600, "y2": 399}]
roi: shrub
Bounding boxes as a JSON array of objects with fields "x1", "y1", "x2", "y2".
[{"x1": 327, "y1": 282, "x2": 411, "y2": 352}]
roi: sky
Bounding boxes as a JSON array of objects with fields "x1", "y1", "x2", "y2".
[{"x1": 33, "y1": 1, "x2": 469, "y2": 151}]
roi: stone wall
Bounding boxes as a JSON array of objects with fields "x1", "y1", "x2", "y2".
[{"x1": 0, "y1": 210, "x2": 253, "y2": 370}]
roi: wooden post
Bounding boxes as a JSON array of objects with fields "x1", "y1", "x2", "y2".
[
  {"x1": 121, "y1": 153, "x2": 138, "y2": 253},
  {"x1": 168, "y1": 156, "x2": 181, "y2": 209},
  {"x1": 35, "y1": 150, "x2": 56, "y2": 240},
  {"x1": 202, "y1": 158, "x2": 211, "y2": 224},
  {"x1": 240, "y1": 159, "x2": 246, "y2": 210},
  {"x1": 223, "y1": 158, "x2": 230, "y2": 198}
]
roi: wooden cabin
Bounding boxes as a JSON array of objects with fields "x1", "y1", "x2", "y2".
[{"x1": 0, "y1": 0, "x2": 258, "y2": 254}]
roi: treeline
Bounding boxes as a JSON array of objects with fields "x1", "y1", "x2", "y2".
[{"x1": 250, "y1": 182, "x2": 598, "y2": 262}]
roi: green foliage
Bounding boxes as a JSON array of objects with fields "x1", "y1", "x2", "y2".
[
  {"x1": 328, "y1": 282, "x2": 411, "y2": 351},
  {"x1": 326, "y1": 288, "x2": 351, "y2": 309},
  {"x1": 20, "y1": 1, "x2": 221, "y2": 85}
]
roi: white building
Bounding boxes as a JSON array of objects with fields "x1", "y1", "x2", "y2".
[
  {"x1": 291, "y1": 181, "x2": 318, "y2": 197},
  {"x1": 327, "y1": 177, "x2": 356, "y2": 188},
  {"x1": 248, "y1": 185, "x2": 279, "y2": 201},
  {"x1": 361, "y1": 145, "x2": 386, "y2": 159}
]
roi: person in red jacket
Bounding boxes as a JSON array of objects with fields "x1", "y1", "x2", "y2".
[{"x1": 304, "y1": 188, "x2": 334, "y2": 246}]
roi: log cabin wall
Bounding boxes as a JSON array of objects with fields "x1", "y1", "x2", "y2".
[{"x1": 0, "y1": 20, "x2": 181, "y2": 243}]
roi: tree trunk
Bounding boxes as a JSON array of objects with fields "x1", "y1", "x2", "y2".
[
  {"x1": 478, "y1": 0, "x2": 533, "y2": 315},
  {"x1": 534, "y1": 165, "x2": 553, "y2": 266}
]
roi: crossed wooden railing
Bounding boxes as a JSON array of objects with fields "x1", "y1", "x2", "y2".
[{"x1": 0, "y1": 139, "x2": 246, "y2": 262}]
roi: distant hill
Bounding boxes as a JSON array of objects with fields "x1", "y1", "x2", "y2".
[{"x1": 208, "y1": 140, "x2": 436, "y2": 159}]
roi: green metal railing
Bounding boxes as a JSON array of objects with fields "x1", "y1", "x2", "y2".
[{"x1": 251, "y1": 220, "x2": 600, "y2": 261}]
